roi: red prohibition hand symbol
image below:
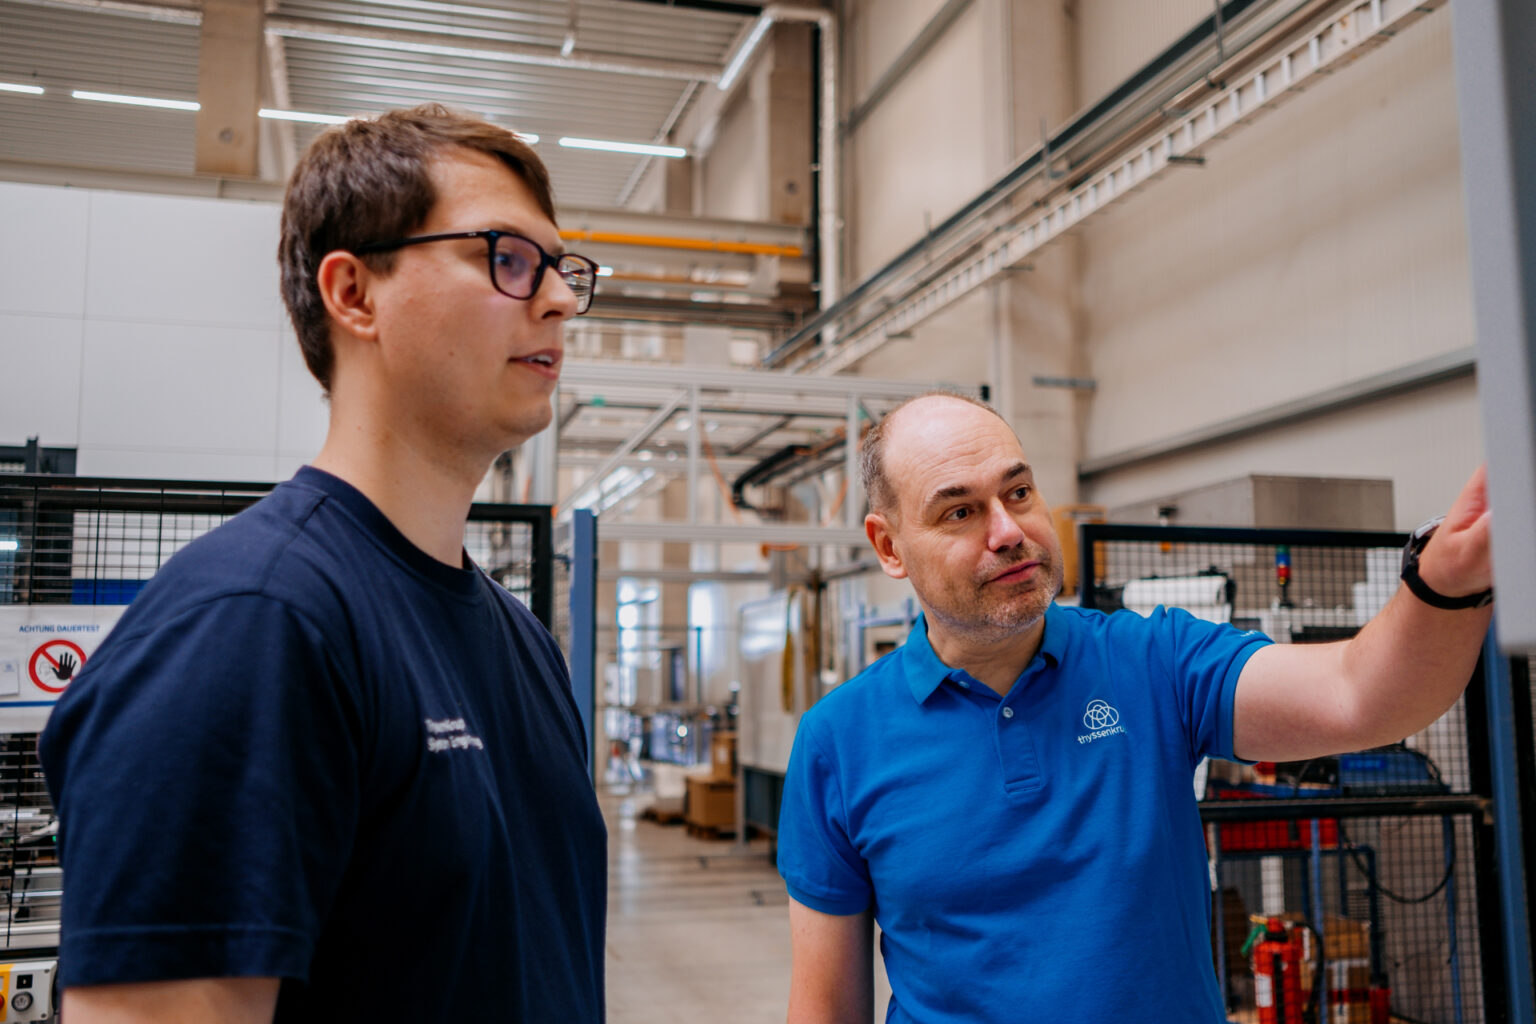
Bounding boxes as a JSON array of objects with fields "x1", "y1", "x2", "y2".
[{"x1": 29, "y1": 640, "x2": 86, "y2": 693}]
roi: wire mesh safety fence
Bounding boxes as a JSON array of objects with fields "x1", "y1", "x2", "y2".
[
  {"x1": 0, "y1": 733, "x2": 59, "y2": 954},
  {"x1": 0, "y1": 477, "x2": 554, "y2": 627},
  {"x1": 1078, "y1": 524, "x2": 1502, "y2": 1024}
]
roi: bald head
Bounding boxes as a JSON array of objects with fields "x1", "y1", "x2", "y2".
[{"x1": 860, "y1": 391, "x2": 1011, "y2": 518}]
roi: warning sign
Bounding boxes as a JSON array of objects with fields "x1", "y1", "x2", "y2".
[
  {"x1": 29, "y1": 639, "x2": 86, "y2": 694},
  {"x1": 0, "y1": 607, "x2": 125, "y2": 731}
]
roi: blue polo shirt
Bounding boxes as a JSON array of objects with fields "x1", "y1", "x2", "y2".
[{"x1": 778, "y1": 603, "x2": 1270, "y2": 1023}]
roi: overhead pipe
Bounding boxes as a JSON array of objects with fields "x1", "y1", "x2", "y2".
[
  {"x1": 761, "y1": 0, "x2": 1280, "y2": 367},
  {"x1": 712, "y1": 5, "x2": 840, "y2": 312}
]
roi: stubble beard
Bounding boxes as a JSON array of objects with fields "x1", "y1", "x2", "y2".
[{"x1": 911, "y1": 549, "x2": 1064, "y2": 646}]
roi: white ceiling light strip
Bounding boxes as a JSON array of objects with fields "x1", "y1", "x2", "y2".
[
  {"x1": 804, "y1": 0, "x2": 1444, "y2": 376},
  {"x1": 72, "y1": 89, "x2": 199, "y2": 111},
  {"x1": 259, "y1": 108, "x2": 349, "y2": 125},
  {"x1": 716, "y1": 13, "x2": 772, "y2": 93},
  {"x1": 559, "y1": 136, "x2": 686, "y2": 158},
  {"x1": 0, "y1": 82, "x2": 45, "y2": 95},
  {"x1": 62, "y1": 93, "x2": 543, "y2": 138}
]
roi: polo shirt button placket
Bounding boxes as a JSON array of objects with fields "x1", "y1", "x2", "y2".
[{"x1": 1001, "y1": 707, "x2": 1014, "y2": 719}]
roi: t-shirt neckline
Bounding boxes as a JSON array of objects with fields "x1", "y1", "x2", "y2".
[{"x1": 291, "y1": 466, "x2": 482, "y2": 598}]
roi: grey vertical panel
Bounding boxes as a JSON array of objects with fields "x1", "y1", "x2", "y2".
[{"x1": 1452, "y1": 0, "x2": 1536, "y2": 653}]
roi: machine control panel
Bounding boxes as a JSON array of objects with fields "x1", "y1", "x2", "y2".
[{"x1": 0, "y1": 960, "x2": 56, "y2": 1021}]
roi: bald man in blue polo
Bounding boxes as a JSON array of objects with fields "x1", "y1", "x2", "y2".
[{"x1": 778, "y1": 392, "x2": 1494, "y2": 1023}]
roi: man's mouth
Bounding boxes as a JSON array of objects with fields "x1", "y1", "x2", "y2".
[
  {"x1": 516, "y1": 351, "x2": 559, "y2": 367},
  {"x1": 987, "y1": 560, "x2": 1040, "y2": 585}
]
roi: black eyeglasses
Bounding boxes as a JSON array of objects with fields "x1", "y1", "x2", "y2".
[{"x1": 355, "y1": 230, "x2": 598, "y2": 314}]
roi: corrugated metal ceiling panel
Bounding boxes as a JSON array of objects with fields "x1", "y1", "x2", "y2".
[
  {"x1": 1, "y1": 0, "x2": 746, "y2": 204},
  {"x1": 0, "y1": 4, "x2": 200, "y2": 175}
]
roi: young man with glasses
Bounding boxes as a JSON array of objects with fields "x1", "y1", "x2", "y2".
[{"x1": 42, "y1": 105, "x2": 605, "y2": 1022}]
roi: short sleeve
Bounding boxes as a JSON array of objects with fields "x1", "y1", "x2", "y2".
[
  {"x1": 1156, "y1": 606, "x2": 1272, "y2": 764},
  {"x1": 776, "y1": 718, "x2": 872, "y2": 916},
  {"x1": 40, "y1": 594, "x2": 364, "y2": 987}
]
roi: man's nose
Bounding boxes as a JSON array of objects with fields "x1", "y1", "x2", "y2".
[{"x1": 985, "y1": 500, "x2": 1024, "y2": 551}]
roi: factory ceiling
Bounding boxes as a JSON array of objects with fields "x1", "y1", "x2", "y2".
[{"x1": 0, "y1": 0, "x2": 760, "y2": 208}]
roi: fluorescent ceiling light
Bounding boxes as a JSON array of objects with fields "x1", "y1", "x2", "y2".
[
  {"x1": 73, "y1": 90, "x2": 199, "y2": 111},
  {"x1": 0, "y1": 82, "x2": 45, "y2": 96},
  {"x1": 717, "y1": 14, "x2": 772, "y2": 92},
  {"x1": 260, "y1": 107, "x2": 349, "y2": 125},
  {"x1": 517, "y1": 132, "x2": 540, "y2": 144},
  {"x1": 596, "y1": 266, "x2": 613, "y2": 277},
  {"x1": 0, "y1": 539, "x2": 18, "y2": 552},
  {"x1": 559, "y1": 136, "x2": 685, "y2": 158}
]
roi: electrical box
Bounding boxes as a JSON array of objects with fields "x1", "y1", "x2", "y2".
[{"x1": 0, "y1": 959, "x2": 56, "y2": 1021}]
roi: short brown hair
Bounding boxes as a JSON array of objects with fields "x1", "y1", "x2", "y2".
[
  {"x1": 860, "y1": 391, "x2": 1002, "y2": 517},
  {"x1": 278, "y1": 104, "x2": 556, "y2": 391}
]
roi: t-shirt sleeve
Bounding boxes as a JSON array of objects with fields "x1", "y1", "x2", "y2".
[
  {"x1": 40, "y1": 593, "x2": 364, "y2": 987},
  {"x1": 776, "y1": 716, "x2": 872, "y2": 916},
  {"x1": 1155, "y1": 606, "x2": 1272, "y2": 765}
]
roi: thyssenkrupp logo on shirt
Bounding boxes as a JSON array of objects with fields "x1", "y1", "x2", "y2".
[{"x1": 1082, "y1": 699, "x2": 1119, "y2": 730}]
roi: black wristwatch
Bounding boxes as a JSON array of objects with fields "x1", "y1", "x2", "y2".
[{"x1": 1400, "y1": 516, "x2": 1493, "y2": 609}]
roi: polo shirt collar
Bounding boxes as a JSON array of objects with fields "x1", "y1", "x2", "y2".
[{"x1": 900, "y1": 603, "x2": 1067, "y2": 705}]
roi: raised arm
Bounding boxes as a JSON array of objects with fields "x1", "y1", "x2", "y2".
[
  {"x1": 63, "y1": 977, "x2": 280, "y2": 1024},
  {"x1": 787, "y1": 899, "x2": 874, "y2": 1024},
  {"x1": 1233, "y1": 465, "x2": 1494, "y2": 763}
]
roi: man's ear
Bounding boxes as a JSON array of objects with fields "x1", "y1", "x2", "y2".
[
  {"x1": 865, "y1": 512, "x2": 908, "y2": 580},
  {"x1": 316, "y1": 250, "x2": 381, "y2": 343}
]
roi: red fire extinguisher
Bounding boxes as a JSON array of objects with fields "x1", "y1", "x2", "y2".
[{"x1": 1246, "y1": 917, "x2": 1304, "y2": 1024}]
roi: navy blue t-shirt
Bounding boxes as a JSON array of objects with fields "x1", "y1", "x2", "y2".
[{"x1": 40, "y1": 467, "x2": 606, "y2": 1021}]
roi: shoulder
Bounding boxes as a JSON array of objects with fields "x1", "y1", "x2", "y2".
[
  {"x1": 799, "y1": 651, "x2": 905, "y2": 740},
  {"x1": 1053, "y1": 602, "x2": 1215, "y2": 643},
  {"x1": 108, "y1": 481, "x2": 365, "y2": 645}
]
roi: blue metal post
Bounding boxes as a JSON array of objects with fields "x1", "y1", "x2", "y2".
[
  {"x1": 570, "y1": 509, "x2": 598, "y2": 780},
  {"x1": 1311, "y1": 818, "x2": 1328, "y2": 1024},
  {"x1": 1442, "y1": 816, "x2": 1464, "y2": 1024},
  {"x1": 1482, "y1": 627, "x2": 1535, "y2": 1022}
]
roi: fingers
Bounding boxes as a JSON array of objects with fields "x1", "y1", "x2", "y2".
[{"x1": 1444, "y1": 464, "x2": 1489, "y2": 532}]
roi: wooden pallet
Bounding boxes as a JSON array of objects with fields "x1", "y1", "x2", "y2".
[
  {"x1": 685, "y1": 822, "x2": 736, "y2": 840},
  {"x1": 640, "y1": 805, "x2": 685, "y2": 825}
]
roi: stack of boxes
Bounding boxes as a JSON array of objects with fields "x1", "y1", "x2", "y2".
[{"x1": 684, "y1": 731, "x2": 737, "y2": 834}]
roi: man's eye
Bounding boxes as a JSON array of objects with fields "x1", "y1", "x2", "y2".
[
  {"x1": 945, "y1": 507, "x2": 970, "y2": 522},
  {"x1": 1011, "y1": 486, "x2": 1031, "y2": 501}
]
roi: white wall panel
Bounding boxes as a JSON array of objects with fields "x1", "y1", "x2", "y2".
[
  {"x1": 701, "y1": 85, "x2": 765, "y2": 221},
  {"x1": 844, "y1": 0, "x2": 949, "y2": 99},
  {"x1": 848, "y1": 3, "x2": 991, "y2": 280},
  {"x1": 76, "y1": 448, "x2": 281, "y2": 481},
  {"x1": 1074, "y1": 0, "x2": 1208, "y2": 109},
  {"x1": 77, "y1": 320, "x2": 283, "y2": 472},
  {"x1": 276, "y1": 325, "x2": 329, "y2": 465},
  {"x1": 1079, "y1": 14, "x2": 1470, "y2": 473},
  {"x1": 1082, "y1": 376, "x2": 1482, "y2": 532},
  {"x1": 0, "y1": 313, "x2": 85, "y2": 446},
  {"x1": 0, "y1": 184, "x2": 90, "y2": 317},
  {"x1": 83, "y1": 191, "x2": 284, "y2": 329}
]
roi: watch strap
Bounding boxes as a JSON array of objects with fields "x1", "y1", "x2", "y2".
[
  {"x1": 1401, "y1": 560, "x2": 1493, "y2": 609},
  {"x1": 1400, "y1": 517, "x2": 1493, "y2": 609}
]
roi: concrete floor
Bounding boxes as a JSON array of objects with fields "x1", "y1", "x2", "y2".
[{"x1": 602, "y1": 788, "x2": 892, "y2": 1024}]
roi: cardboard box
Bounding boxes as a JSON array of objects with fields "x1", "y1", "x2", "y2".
[
  {"x1": 685, "y1": 775, "x2": 736, "y2": 830},
  {"x1": 1323, "y1": 915, "x2": 1371, "y2": 959},
  {"x1": 709, "y1": 731, "x2": 737, "y2": 781}
]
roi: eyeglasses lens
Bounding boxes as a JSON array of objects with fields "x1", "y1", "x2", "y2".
[
  {"x1": 492, "y1": 234, "x2": 541, "y2": 299},
  {"x1": 492, "y1": 235, "x2": 595, "y2": 312},
  {"x1": 557, "y1": 255, "x2": 596, "y2": 312}
]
